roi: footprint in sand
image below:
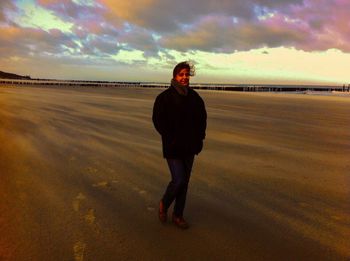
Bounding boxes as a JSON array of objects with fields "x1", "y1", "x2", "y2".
[
  {"x1": 92, "y1": 180, "x2": 118, "y2": 190},
  {"x1": 73, "y1": 193, "x2": 100, "y2": 233},
  {"x1": 147, "y1": 206, "x2": 155, "y2": 212},
  {"x1": 298, "y1": 202, "x2": 311, "y2": 208},
  {"x1": 331, "y1": 215, "x2": 345, "y2": 221},
  {"x1": 132, "y1": 186, "x2": 149, "y2": 199},
  {"x1": 132, "y1": 186, "x2": 155, "y2": 212},
  {"x1": 92, "y1": 181, "x2": 109, "y2": 188},
  {"x1": 85, "y1": 209, "x2": 96, "y2": 225},
  {"x1": 132, "y1": 186, "x2": 147, "y2": 195},
  {"x1": 86, "y1": 167, "x2": 98, "y2": 174},
  {"x1": 73, "y1": 241, "x2": 86, "y2": 261},
  {"x1": 105, "y1": 167, "x2": 115, "y2": 174},
  {"x1": 73, "y1": 193, "x2": 86, "y2": 212}
]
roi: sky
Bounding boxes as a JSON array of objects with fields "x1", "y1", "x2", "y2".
[{"x1": 0, "y1": 0, "x2": 349, "y2": 84}]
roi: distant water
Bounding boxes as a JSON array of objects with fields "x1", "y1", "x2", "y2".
[{"x1": 1, "y1": 78, "x2": 349, "y2": 93}]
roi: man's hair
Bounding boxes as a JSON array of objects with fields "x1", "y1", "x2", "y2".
[{"x1": 172, "y1": 61, "x2": 196, "y2": 78}]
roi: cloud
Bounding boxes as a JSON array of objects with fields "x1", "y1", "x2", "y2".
[
  {"x1": 79, "y1": 35, "x2": 120, "y2": 56},
  {"x1": 21, "y1": 0, "x2": 349, "y2": 54},
  {"x1": 0, "y1": 26, "x2": 79, "y2": 59},
  {"x1": 118, "y1": 27, "x2": 159, "y2": 56},
  {"x1": 99, "y1": 0, "x2": 256, "y2": 32},
  {"x1": 254, "y1": 0, "x2": 304, "y2": 8},
  {"x1": 0, "y1": 0, "x2": 16, "y2": 22},
  {"x1": 159, "y1": 0, "x2": 350, "y2": 53},
  {"x1": 285, "y1": 0, "x2": 350, "y2": 52},
  {"x1": 1, "y1": 0, "x2": 350, "y2": 81},
  {"x1": 37, "y1": 0, "x2": 80, "y2": 19},
  {"x1": 160, "y1": 14, "x2": 308, "y2": 52},
  {"x1": 37, "y1": 0, "x2": 107, "y2": 22},
  {"x1": 96, "y1": 0, "x2": 349, "y2": 53},
  {"x1": 0, "y1": 26, "x2": 24, "y2": 57}
]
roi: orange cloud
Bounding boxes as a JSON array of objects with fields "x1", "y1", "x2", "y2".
[
  {"x1": 100, "y1": 0, "x2": 155, "y2": 25},
  {"x1": 37, "y1": 0, "x2": 72, "y2": 5},
  {"x1": 0, "y1": 26, "x2": 22, "y2": 41}
]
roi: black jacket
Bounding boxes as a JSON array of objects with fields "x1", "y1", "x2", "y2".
[{"x1": 152, "y1": 85, "x2": 207, "y2": 158}]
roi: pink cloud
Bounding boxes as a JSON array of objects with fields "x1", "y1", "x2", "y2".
[
  {"x1": 96, "y1": 0, "x2": 350, "y2": 52},
  {"x1": 3, "y1": 0, "x2": 350, "y2": 59},
  {"x1": 37, "y1": 0, "x2": 72, "y2": 7},
  {"x1": 0, "y1": 0, "x2": 16, "y2": 22},
  {"x1": 277, "y1": 0, "x2": 350, "y2": 51}
]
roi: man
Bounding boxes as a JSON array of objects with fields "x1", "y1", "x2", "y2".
[{"x1": 152, "y1": 61, "x2": 207, "y2": 229}]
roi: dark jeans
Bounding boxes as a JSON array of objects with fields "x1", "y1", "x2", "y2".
[{"x1": 162, "y1": 155, "x2": 195, "y2": 217}]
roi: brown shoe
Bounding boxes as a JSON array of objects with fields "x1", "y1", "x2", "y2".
[
  {"x1": 158, "y1": 200, "x2": 167, "y2": 223},
  {"x1": 172, "y1": 214, "x2": 189, "y2": 229}
]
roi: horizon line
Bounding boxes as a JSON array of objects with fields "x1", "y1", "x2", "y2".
[{"x1": 0, "y1": 77, "x2": 348, "y2": 88}]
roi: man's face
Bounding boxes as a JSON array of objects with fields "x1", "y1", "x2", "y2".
[{"x1": 175, "y1": 68, "x2": 190, "y2": 86}]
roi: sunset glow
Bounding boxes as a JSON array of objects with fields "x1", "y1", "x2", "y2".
[{"x1": 0, "y1": 0, "x2": 349, "y2": 84}]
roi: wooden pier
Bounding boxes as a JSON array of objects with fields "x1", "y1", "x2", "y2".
[{"x1": 0, "y1": 79, "x2": 349, "y2": 93}]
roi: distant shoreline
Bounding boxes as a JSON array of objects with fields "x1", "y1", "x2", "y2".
[{"x1": 1, "y1": 78, "x2": 349, "y2": 93}]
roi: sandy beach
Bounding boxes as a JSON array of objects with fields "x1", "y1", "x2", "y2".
[{"x1": 0, "y1": 85, "x2": 349, "y2": 260}]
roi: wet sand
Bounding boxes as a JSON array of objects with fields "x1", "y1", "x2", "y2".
[{"x1": 0, "y1": 86, "x2": 349, "y2": 260}]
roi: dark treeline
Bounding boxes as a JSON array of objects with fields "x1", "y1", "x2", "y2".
[{"x1": 0, "y1": 71, "x2": 31, "y2": 80}]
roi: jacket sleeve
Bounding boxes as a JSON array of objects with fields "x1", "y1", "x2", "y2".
[
  {"x1": 198, "y1": 96, "x2": 207, "y2": 140},
  {"x1": 152, "y1": 94, "x2": 166, "y2": 136}
]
